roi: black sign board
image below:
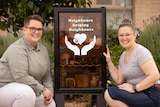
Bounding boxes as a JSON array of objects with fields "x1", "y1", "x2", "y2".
[{"x1": 54, "y1": 7, "x2": 107, "y2": 93}]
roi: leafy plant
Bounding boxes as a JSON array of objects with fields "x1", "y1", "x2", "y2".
[
  {"x1": 110, "y1": 45, "x2": 125, "y2": 66},
  {"x1": 41, "y1": 29, "x2": 54, "y2": 63},
  {"x1": 137, "y1": 15, "x2": 160, "y2": 70},
  {"x1": 107, "y1": 15, "x2": 121, "y2": 47},
  {"x1": 0, "y1": 36, "x2": 18, "y2": 57},
  {"x1": 0, "y1": 0, "x2": 92, "y2": 36}
]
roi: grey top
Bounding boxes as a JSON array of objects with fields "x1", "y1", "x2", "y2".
[
  {"x1": 119, "y1": 44, "x2": 153, "y2": 85},
  {"x1": 0, "y1": 37, "x2": 53, "y2": 96}
]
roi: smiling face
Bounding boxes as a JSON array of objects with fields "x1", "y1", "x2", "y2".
[
  {"x1": 118, "y1": 26, "x2": 136, "y2": 50},
  {"x1": 23, "y1": 19, "x2": 43, "y2": 47}
]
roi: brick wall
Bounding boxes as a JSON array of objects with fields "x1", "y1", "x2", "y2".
[{"x1": 134, "y1": 0, "x2": 160, "y2": 30}]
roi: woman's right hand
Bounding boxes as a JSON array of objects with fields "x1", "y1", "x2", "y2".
[
  {"x1": 42, "y1": 88, "x2": 52, "y2": 105},
  {"x1": 103, "y1": 45, "x2": 111, "y2": 64}
]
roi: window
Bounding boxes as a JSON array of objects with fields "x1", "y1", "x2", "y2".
[
  {"x1": 96, "y1": 0, "x2": 112, "y2": 5},
  {"x1": 116, "y1": 0, "x2": 133, "y2": 6},
  {"x1": 107, "y1": 10, "x2": 133, "y2": 29},
  {"x1": 96, "y1": 0, "x2": 132, "y2": 6},
  {"x1": 94, "y1": 0, "x2": 133, "y2": 28}
]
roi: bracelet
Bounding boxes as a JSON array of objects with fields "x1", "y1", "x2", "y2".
[{"x1": 132, "y1": 84, "x2": 138, "y2": 92}]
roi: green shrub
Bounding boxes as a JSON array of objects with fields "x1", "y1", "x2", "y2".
[
  {"x1": 42, "y1": 28, "x2": 54, "y2": 45},
  {"x1": 41, "y1": 28, "x2": 54, "y2": 63},
  {"x1": 107, "y1": 16, "x2": 120, "y2": 47},
  {"x1": 0, "y1": 36, "x2": 18, "y2": 57},
  {"x1": 110, "y1": 45, "x2": 125, "y2": 66},
  {"x1": 137, "y1": 15, "x2": 160, "y2": 70}
]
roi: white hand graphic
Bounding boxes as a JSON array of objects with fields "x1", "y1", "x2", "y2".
[
  {"x1": 65, "y1": 36, "x2": 80, "y2": 55},
  {"x1": 81, "y1": 35, "x2": 96, "y2": 55}
]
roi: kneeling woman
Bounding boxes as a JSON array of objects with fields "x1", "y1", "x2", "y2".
[
  {"x1": 0, "y1": 14, "x2": 56, "y2": 107},
  {"x1": 103, "y1": 19, "x2": 160, "y2": 107}
]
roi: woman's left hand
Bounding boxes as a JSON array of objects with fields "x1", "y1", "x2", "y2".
[{"x1": 118, "y1": 83, "x2": 135, "y2": 93}]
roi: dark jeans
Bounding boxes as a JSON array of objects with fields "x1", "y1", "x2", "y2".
[{"x1": 108, "y1": 86, "x2": 160, "y2": 107}]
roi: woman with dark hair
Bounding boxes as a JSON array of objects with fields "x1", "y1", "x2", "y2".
[
  {"x1": 103, "y1": 19, "x2": 160, "y2": 107},
  {"x1": 0, "y1": 14, "x2": 56, "y2": 107}
]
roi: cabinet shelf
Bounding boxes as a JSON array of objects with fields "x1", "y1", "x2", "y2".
[{"x1": 60, "y1": 64, "x2": 101, "y2": 67}]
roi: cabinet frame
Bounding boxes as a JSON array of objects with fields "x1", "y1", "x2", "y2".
[{"x1": 54, "y1": 7, "x2": 107, "y2": 93}]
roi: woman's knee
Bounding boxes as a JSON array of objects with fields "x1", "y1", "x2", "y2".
[
  {"x1": 16, "y1": 83, "x2": 36, "y2": 101},
  {"x1": 53, "y1": 100, "x2": 56, "y2": 107},
  {"x1": 104, "y1": 89, "x2": 110, "y2": 101},
  {"x1": 104, "y1": 89, "x2": 115, "y2": 104},
  {"x1": 0, "y1": 82, "x2": 36, "y2": 107},
  {"x1": 104, "y1": 89, "x2": 129, "y2": 107},
  {"x1": 50, "y1": 100, "x2": 56, "y2": 107}
]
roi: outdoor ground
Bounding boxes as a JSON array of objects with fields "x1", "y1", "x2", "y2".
[{"x1": 64, "y1": 95, "x2": 93, "y2": 107}]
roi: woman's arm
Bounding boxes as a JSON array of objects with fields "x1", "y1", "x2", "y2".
[
  {"x1": 103, "y1": 45, "x2": 124, "y2": 84},
  {"x1": 42, "y1": 56, "x2": 54, "y2": 94},
  {"x1": 135, "y1": 60, "x2": 159, "y2": 92},
  {"x1": 107, "y1": 62, "x2": 124, "y2": 84},
  {"x1": 7, "y1": 45, "x2": 44, "y2": 94}
]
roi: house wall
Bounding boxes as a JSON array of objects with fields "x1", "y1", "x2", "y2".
[
  {"x1": 0, "y1": 30, "x2": 7, "y2": 36},
  {"x1": 91, "y1": 0, "x2": 160, "y2": 30},
  {"x1": 133, "y1": 0, "x2": 160, "y2": 30}
]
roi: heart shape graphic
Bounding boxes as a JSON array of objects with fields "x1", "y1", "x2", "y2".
[{"x1": 73, "y1": 33, "x2": 87, "y2": 45}]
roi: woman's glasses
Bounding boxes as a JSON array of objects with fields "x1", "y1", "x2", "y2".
[{"x1": 25, "y1": 27, "x2": 43, "y2": 33}]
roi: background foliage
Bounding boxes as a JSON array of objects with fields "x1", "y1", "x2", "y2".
[
  {"x1": 0, "y1": 0, "x2": 92, "y2": 36},
  {"x1": 137, "y1": 15, "x2": 160, "y2": 70},
  {"x1": 0, "y1": 36, "x2": 18, "y2": 57}
]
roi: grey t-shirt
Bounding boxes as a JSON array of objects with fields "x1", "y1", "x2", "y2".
[
  {"x1": 0, "y1": 37, "x2": 53, "y2": 96},
  {"x1": 119, "y1": 44, "x2": 153, "y2": 85}
]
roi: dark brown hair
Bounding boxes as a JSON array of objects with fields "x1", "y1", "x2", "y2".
[{"x1": 23, "y1": 14, "x2": 44, "y2": 27}]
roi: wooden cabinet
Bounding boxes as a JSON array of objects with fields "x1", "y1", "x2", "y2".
[
  {"x1": 54, "y1": 7, "x2": 107, "y2": 107},
  {"x1": 54, "y1": 7, "x2": 107, "y2": 93}
]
